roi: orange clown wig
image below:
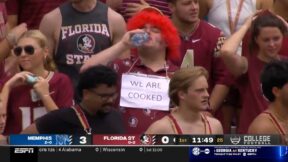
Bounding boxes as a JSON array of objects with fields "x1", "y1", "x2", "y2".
[{"x1": 127, "y1": 7, "x2": 180, "y2": 63}]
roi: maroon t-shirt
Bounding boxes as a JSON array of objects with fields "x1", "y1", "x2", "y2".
[
  {"x1": 239, "y1": 30, "x2": 288, "y2": 133},
  {"x1": 173, "y1": 20, "x2": 232, "y2": 91},
  {"x1": 236, "y1": 54, "x2": 288, "y2": 133},
  {"x1": 110, "y1": 57, "x2": 178, "y2": 134},
  {"x1": 6, "y1": 0, "x2": 66, "y2": 29},
  {"x1": 3, "y1": 72, "x2": 74, "y2": 135}
]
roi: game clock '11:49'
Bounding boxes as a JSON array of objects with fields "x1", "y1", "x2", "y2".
[
  {"x1": 189, "y1": 135, "x2": 224, "y2": 145},
  {"x1": 192, "y1": 137, "x2": 213, "y2": 144}
]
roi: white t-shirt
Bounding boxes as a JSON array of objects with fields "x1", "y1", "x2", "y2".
[{"x1": 207, "y1": 0, "x2": 256, "y2": 37}]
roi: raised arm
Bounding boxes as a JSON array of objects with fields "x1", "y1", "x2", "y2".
[
  {"x1": 219, "y1": 17, "x2": 253, "y2": 77},
  {"x1": 106, "y1": 0, "x2": 122, "y2": 11},
  {"x1": 39, "y1": 9, "x2": 60, "y2": 58},
  {"x1": 0, "y1": 72, "x2": 33, "y2": 115},
  {"x1": 209, "y1": 35, "x2": 233, "y2": 113},
  {"x1": 0, "y1": 23, "x2": 27, "y2": 61},
  {"x1": 81, "y1": 29, "x2": 144, "y2": 72},
  {"x1": 108, "y1": 8, "x2": 129, "y2": 59}
]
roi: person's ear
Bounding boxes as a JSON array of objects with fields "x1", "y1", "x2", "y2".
[
  {"x1": 82, "y1": 89, "x2": 90, "y2": 100},
  {"x1": 178, "y1": 90, "x2": 186, "y2": 100},
  {"x1": 272, "y1": 86, "x2": 280, "y2": 99},
  {"x1": 43, "y1": 47, "x2": 49, "y2": 59}
]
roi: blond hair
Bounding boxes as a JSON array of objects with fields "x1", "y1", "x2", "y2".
[{"x1": 17, "y1": 30, "x2": 57, "y2": 71}]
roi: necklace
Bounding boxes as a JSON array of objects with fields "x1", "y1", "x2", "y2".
[
  {"x1": 72, "y1": 104, "x2": 92, "y2": 135},
  {"x1": 179, "y1": 20, "x2": 200, "y2": 41},
  {"x1": 226, "y1": 0, "x2": 244, "y2": 34}
]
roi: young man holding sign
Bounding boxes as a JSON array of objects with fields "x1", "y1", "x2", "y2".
[{"x1": 81, "y1": 7, "x2": 180, "y2": 133}]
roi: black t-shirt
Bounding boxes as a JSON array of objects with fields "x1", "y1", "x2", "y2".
[{"x1": 36, "y1": 108, "x2": 125, "y2": 134}]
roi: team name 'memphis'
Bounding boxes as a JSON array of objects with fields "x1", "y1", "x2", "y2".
[{"x1": 61, "y1": 24, "x2": 110, "y2": 39}]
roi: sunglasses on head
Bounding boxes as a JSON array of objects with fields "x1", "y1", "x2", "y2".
[{"x1": 13, "y1": 45, "x2": 37, "y2": 56}]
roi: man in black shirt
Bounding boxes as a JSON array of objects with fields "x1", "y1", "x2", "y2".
[{"x1": 22, "y1": 65, "x2": 125, "y2": 134}]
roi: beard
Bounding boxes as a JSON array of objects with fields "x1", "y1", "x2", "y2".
[
  {"x1": 97, "y1": 110, "x2": 110, "y2": 117},
  {"x1": 97, "y1": 104, "x2": 113, "y2": 116}
]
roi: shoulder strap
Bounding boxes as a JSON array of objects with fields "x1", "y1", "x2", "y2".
[
  {"x1": 167, "y1": 114, "x2": 183, "y2": 134},
  {"x1": 72, "y1": 105, "x2": 92, "y2": 135},
  {"x1": 263, "y1": 112, "x2": 285, "y2": 135},
  {"x1": 202, "y1": 114, "x2": 212, "y2": 134}
]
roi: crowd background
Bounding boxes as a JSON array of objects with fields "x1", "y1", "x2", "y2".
[{"x1": 0, "y1": 0, "x2": 288, "y2": 142}]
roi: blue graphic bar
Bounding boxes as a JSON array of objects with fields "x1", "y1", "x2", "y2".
[
  {"x1": 189, "y1": 146, "x2": 288, "y2": 161},
  {"x1": 9, "y1": 134, "x2": 73, "y2": 145}
]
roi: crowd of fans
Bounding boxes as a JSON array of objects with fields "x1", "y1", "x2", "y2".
[{"x1": 0, "y1": 0, "x2": 288, "y2": 144}]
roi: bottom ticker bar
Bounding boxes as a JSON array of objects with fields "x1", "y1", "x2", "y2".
[{"x1": 2, "y1": 146, "x2": 288, "y2": 162}]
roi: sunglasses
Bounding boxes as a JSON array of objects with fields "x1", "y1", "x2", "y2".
[{"x1": 13, "y1": 45, "x2": 37, "y2": 56}]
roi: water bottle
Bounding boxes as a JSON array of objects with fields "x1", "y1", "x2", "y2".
[
  {"x1": 26, "y1": 75, "x2": 38, "y2": 85},
  {"x1": 130, "y1": 32, "x2": 149, "y2": 46}
]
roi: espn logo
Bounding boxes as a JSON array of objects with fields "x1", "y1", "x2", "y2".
[{"x1": 14, "y1": 148, "x2": 34, "y2": 154}]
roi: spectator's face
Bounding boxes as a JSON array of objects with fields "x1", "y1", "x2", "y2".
[
  {"x1": 255, "y1": 27, "x2": 283, "y2": 60},
  {"x1": 0, "y1": 105, "x2": 6, "y2": 134},
  {"x1": 170, "y1": 0, "x2": 199, "y2": 24},
  {"x1": 86, "y1": 84, "x2": 118, "y2": 113},
  {"x1": 179, "y1": 76, "x2": 209, "y2": 111},
  {"x1": 14, "y1": 37, "x2": 47, "y2": 71},
  {"x1": 139, "y1": 24, "x2": 166, "y2": 50}
]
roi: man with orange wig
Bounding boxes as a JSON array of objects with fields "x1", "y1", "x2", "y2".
[{"x1": 82, "y1": 7, "x2": 181, "y2": 133}]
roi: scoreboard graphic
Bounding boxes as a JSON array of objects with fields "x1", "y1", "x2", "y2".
[{"x1": 1, "y1": 134, "x2": 288, "y2": 162}]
